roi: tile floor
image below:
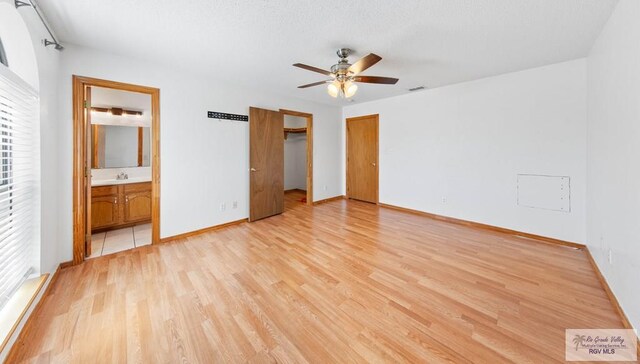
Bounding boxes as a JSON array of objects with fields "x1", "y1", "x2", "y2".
[{"x1": 88, "y1": 223, "x2": 152, "y2": 258}]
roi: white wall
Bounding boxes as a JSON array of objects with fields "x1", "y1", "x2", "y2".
[
  {"x1": 284, "y1": 134, "x2": 307, "y2": 190},
  {"x1": 0, "y1": 2, "x2": 38, "y2": 88},
  {"x1": 284, "y1": 115, "x2": 307, "y2": 190},
  {"x1": 284, "y1": 114, "x2": 307, "y2": 128},
  {"x1": 57, "y1": 44, "x2": 343, "y2": 259},
  {"x1": 586, "y1": 0, "x2": 640, "y2": 330},
  {"x1": 90, "y1": 86, "x2": 152, "y2": 128},
  {"x1": 344, "y1": 59, "x2": 588, "y2": 243},
  {"x1": 22, "y1": 10, "x2": 60, "y2": 277}
]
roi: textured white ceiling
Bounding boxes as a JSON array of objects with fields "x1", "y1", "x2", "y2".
[{"x1": 38, "y1": 0, "x2": 617, "y2": 105}]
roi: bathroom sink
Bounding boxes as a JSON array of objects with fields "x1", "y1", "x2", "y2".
[{"x1": 91, "y1": 176, "x2": 151, "y2": 186}]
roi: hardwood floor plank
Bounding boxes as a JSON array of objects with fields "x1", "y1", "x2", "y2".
[{"x1": 7, "y1": 191, "x2": 627, "y2": 363}]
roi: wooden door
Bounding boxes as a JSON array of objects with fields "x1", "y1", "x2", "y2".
[
  {"x1": 249, "y1": 107, "x2": 284, "y2": 221},
  {"x1": 346, "y1": 115, "x2": 379, "y2": 203},
  {"x1": 84, "y1": 86, "x2": 92, "y2": 255}
]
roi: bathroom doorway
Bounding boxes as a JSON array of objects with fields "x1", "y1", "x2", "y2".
[
  {"x1": 72, "y1": 76, "x2": 160, "y2": 265},
  {"x1": 280, "y1": 109, "x2": 313, "y2": 208}
]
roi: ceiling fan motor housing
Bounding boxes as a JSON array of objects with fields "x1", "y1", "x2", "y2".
[
  {"x1": 332, "y1": 48, "x2": 354, "y2": 80},
  {"x1": 331, "y1": 63, "x2": 351, "y2": 78}
]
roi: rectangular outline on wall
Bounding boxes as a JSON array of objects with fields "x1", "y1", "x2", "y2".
[{"x1": 516, "y1": 174, "x2": 571, "y2": 213}]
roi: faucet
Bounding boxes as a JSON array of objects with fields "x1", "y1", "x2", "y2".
[{"x1": 116, "y1": 171, "x2": 128, "y2": 180}]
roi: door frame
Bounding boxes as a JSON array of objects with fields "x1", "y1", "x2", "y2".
[
  {"x1": 345, "y1": 114, "x2": 379, "y2": 203},
  {"x1": 279, "y1": 108, "x2": 313, "y2": 205},
  {"x1": 72, "y1": 75, "x2": 161, "y2": 265}
]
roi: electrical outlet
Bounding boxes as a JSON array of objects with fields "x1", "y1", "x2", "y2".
[
  {"x1": 232, "y1": 201, "x2": 238, "y2": 209},
  {"x1": 442, "y1": 197, "x2": 447, "y2": 203},
  {"x1": 323, "y1": 185, "x2": 327, "y2": 191},
  {"x1": 220, "y1": 203, "x2": 226, "y2": 212},
  {"x1": 608, "y1": 249, "x2": 613, "y2": 265}
]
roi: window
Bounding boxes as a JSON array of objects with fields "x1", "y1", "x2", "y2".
[
  {"x1": 0, "y1": 59, "x2": 39, "y2": 310},
  {"x1": 0, "y1": 38, "x2": 7, "y2": 67}
]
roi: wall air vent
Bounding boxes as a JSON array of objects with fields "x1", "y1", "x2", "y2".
[{"x1": 408, "y1": 86, "x2": 425, "y2": 92}]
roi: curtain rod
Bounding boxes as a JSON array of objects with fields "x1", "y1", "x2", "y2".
[{"x1": 15, "y1": 0, "x2": 64, "y2": 51}]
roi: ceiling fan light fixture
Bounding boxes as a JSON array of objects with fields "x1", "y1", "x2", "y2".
[
  {"x1": 344, "y1": 81, "x2": 358, "y2": 98},
  {"x1": 327, "y1": 81, "x2": 340, "y2": 98}
]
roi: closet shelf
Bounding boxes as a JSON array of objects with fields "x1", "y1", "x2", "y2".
[{"x1": 284, "y1": 127, "x2": 306, "y2": 139}]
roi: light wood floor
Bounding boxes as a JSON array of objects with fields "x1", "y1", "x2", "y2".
[{"x1": 9, "y1": 191, "x2": 624, "y2": 363}]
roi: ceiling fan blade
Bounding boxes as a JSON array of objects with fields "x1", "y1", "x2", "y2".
[
  {"x1": 293, "y1": 63, "x2": 333, "y2": 76},
  {"x1": 353, "y1": 76, "x2": 399, "y2": 84},
  {"x1": 348, "y1": 53, "x2": 382, "y2": 75},
  {"x1": 298, "y1": 80, "x2": 331, "y2": 88}
]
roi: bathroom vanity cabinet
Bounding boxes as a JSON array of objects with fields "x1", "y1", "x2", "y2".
[{"x1": 91, "y1": 182, "x2": 151, "y2": 232}]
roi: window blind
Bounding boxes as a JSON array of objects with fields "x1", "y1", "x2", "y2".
[{"x1": 0, "y1": 63, "x2": 39, "y2": 310}]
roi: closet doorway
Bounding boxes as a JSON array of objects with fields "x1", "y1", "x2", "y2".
[
  {"x1": 281, "y1": 109, "x2": 313, "y2": 208},
  {"x1": 248, "y1": 107, "x2": 313, "y2": 221},
  {"x1": 72, "y1": 76, "x2": 160, "y2": 265}
]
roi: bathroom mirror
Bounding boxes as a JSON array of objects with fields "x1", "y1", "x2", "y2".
[{"x1": 91, "y1": 124, "x2": 150, "y2": 168}]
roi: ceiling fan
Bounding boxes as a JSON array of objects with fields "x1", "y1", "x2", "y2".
[{"x1": 293, "y1": 48, "x2": 399, "y2": 98}]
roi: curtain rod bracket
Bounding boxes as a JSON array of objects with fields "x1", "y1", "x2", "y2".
[{"x1": 43, "y1": 39, "x2": 64, "y2": 50}]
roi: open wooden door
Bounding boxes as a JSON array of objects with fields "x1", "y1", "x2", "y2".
[
  {"x1": 84, "y1": 85, "x2": 92, "y2": 256},
  {"x1": 249, "y1": 107, "x2": 284, "y2": 221},
  {"x1": 346, "y1": 114, "x2": 379, "y2": 203}
]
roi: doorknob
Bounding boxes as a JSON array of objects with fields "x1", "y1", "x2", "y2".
[
  {"x1": 250, "y1": 168, "x2": 257, "y2": 172},
  {"x1": 371, "y1": 162, "x2": 376, "y2": 166}
]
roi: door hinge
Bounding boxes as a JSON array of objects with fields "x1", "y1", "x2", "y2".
[
  {"x1": 84, "y1": 100, "x2": 88, "y2": 108},
  {"x1": 85, "y1": 166, "x2": 91, "y2": 177}
]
